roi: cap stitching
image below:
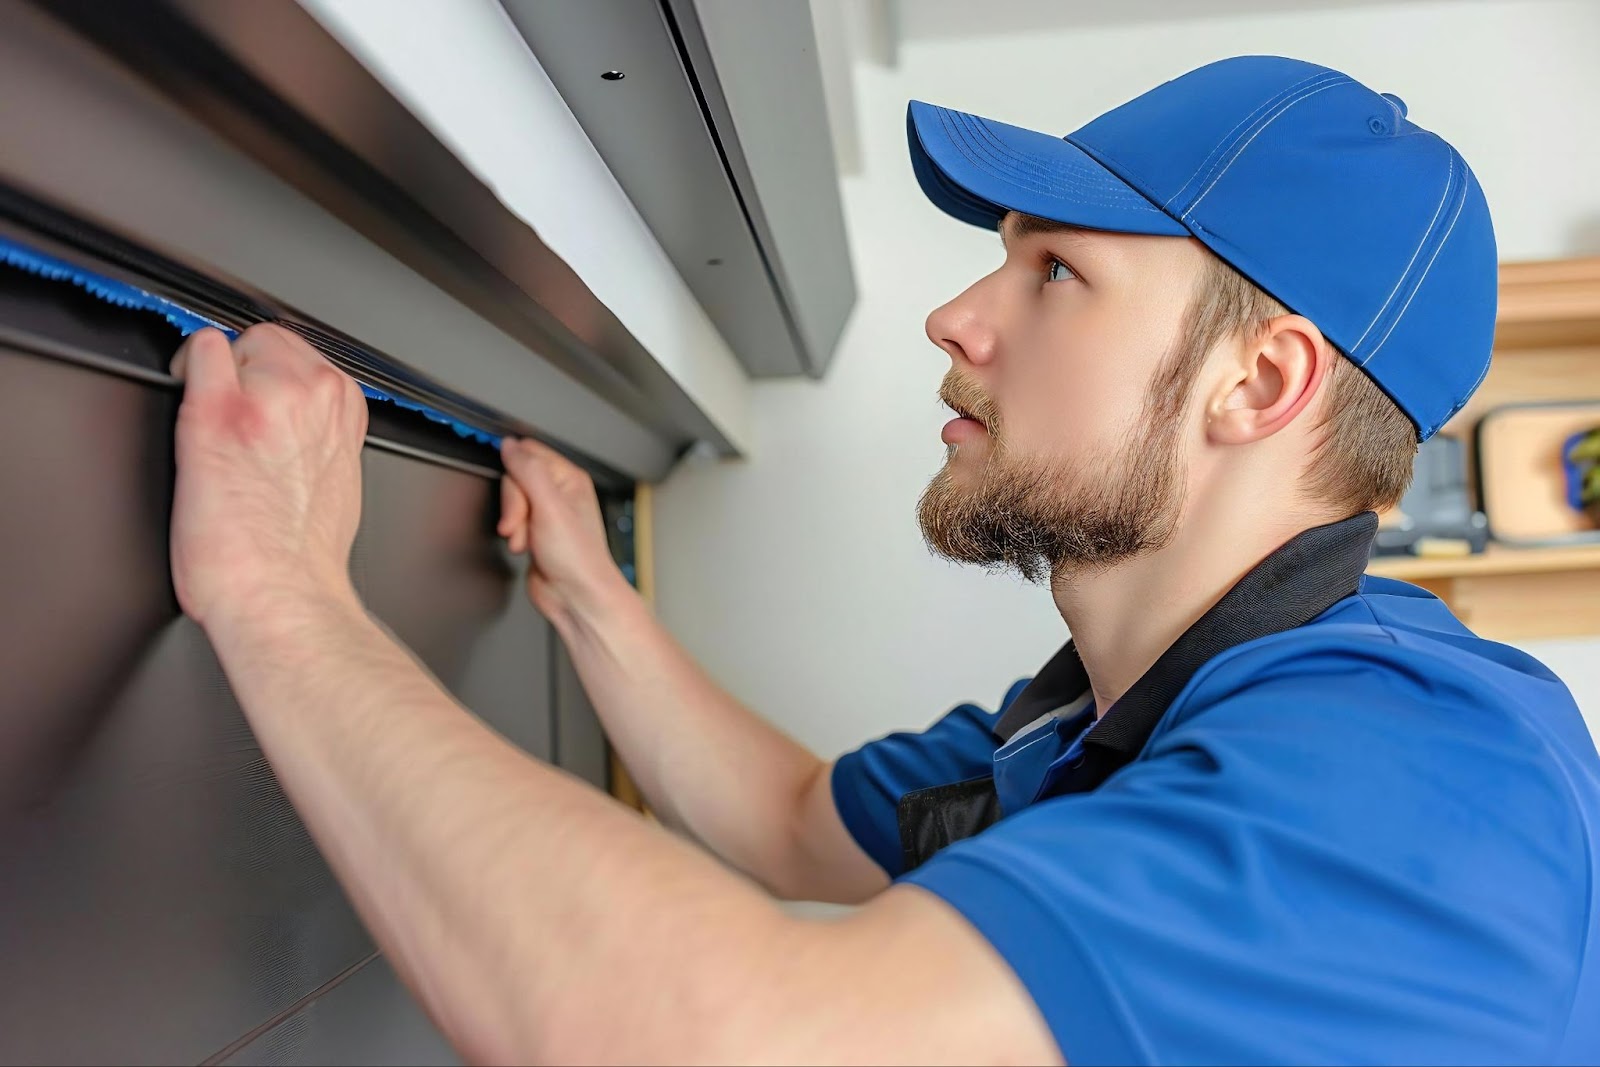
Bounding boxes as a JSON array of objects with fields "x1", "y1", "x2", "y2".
[
  {"x1": 1162, "y1": 71, "x2": 1343, "y2": 210},
  {"x1": 937, "y1": 109, "x2": 1168, "y2": 211},
  {"x1": 1174, "y1": 74, "x2": 1347, "y2": 213},
  {"x1": 966, "y1": 120, "x2": 1145, "y2": 195},
  {"x1": 938, "y1": 109, "x2": 1109, "y2": 202},
  {"x1": 927, "y1": 154, "x2": 1008, "y2": 227},
  {"x1": 945, "y1": 117, "x2": 1156, "y2": 210},
  {"x1": 1348, "y1": 145, "x2": 1455, "y2": 353},
  {"x1": 1183, "y1": 79, "x2": 1348, "y2": 219},
  {"x1": 1064, "y1": 135, "x2": 1192, "y2": 226},
  {"x1": 953, "y1": 112, "x2": 1151, "y2": 203},
  {"x1": 918, "y1": 110, "x2": 1015, "y2": 226},
  {"x1": 1357, "y1": 169, "x2": 1469, "y2": 370},
  {"x1": 958, "y1": 113, "x2": 1153, "y2": 206},
  {"x1": 1357, "y1": 165, "x2": 1467, "y2": 368}
]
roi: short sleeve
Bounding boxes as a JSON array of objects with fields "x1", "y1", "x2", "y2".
[
  {"x1": 832, "y1": 679, "x2": 1027, "y2": 876},
  {"x1": 900, "y1": 663, "x2": 1589, "y2": 1065}
]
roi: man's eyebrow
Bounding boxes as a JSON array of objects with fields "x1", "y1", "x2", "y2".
[{"x1": 998, "y1": 212, "x2": 1084, "y2": 245}]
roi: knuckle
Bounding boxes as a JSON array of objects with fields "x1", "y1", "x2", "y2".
[
  {"x1": 309, "y1": 368, "x2": 345, "y2": 403},
  {"x1": 247, "y1": 321, "x2": 292, "y2": 344},
  {"x1": 242, "y1": 322, "x2": 318, "y2": 365},
  {"x1": 236, "y1": 322, "x2": 279, "y2": 350}
]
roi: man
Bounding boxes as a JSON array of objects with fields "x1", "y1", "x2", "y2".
[{"x1": 168, "y1": 57, "x2": 1599, "y2": 1064}]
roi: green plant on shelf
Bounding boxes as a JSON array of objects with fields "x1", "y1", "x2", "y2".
[{"x1": 1566, "y1": 428, "x2": 1600, "y2": 523}]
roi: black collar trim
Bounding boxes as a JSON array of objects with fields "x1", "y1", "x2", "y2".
[{"x1": 992, "y1": 511, "x2": 1378, "y2": 793}]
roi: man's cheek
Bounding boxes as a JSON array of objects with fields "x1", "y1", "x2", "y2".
[{"x1": 1009, "y1": 406, "x2": 1079, "y2": 461}]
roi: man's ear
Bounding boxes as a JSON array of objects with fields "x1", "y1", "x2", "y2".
[{"x1": 1205, "y1": 314, "x2": 1332, "y2": 445}]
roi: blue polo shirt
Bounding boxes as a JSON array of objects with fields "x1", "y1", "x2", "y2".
[{"x1": 833, "y1": 516, "x2": 1600, "y2": 1065}]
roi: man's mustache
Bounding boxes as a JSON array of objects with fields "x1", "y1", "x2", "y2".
[{"x1": 939, "y1": 370, "x2": 1001, "y2": 433}]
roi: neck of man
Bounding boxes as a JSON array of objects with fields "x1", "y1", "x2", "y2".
[{"x1": 1049, "y1": 468, "x2": 1339, "y2": 718}]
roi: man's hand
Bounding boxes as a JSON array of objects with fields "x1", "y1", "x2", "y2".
[
  {"x1": 160, "y1": 337, "x2": 1061, "y2": 1067},
  {"x1": 169, "y1": 324, "x2": 368, "y2": 629},
  {"x1": 498, "y1": 437, "x2": 629, "y2": 629}
]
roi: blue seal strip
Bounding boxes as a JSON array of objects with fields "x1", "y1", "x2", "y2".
[{"x1": 0, "y1": 234, "x2": 502, "y2": 448}]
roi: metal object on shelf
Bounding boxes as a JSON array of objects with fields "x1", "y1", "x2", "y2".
[{"x1": 1373, "y1": 434, "x2": 1490, "y2": 558}]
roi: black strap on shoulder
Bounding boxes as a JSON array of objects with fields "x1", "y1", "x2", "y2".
[{"x1": 896, "y1": 776, "x2": 1001, "y2": 874}]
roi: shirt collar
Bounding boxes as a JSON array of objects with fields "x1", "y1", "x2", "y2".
[{"x1": 992, "y1": 511, "x2": 1379, "y2": 793}]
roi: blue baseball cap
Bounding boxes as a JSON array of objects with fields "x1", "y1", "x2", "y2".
[{"x1": 908, "y1": 55, "x2": 1497, "y2": 441}]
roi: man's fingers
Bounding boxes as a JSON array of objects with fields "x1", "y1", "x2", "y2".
[
  {"x1": 173, "y1": 323, "x2": 330, "y2": 396},
  {"x1": 500, "y1": 438, "x2": 560, "y2": 498},
  {"x1": 232, "y1": 323, "x2": 356, "y2": 403},
  {"x1": 503, "y1": 434, "x2": 585, "y2": 484},
  {"x1": 499, "y1": 474, "x2": 529, "y2": 554},
  {"x1": 509, "y1": 434, "x2": 559, "y2": 461},
  {"x1": 170, "y1": 328, "x2": 240, "y2": 396},
  {"x1": 235, "y1": 322, "x2": 334, "y2": 387}
]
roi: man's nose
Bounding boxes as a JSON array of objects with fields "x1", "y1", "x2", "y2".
[{"x1": 925, "y1": 287, "x2": 997, "y2": 367}]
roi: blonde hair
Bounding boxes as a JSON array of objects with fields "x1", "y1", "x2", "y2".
[{"x1": 1174, "y1": 253, "x2": 1419, "y2": 514}]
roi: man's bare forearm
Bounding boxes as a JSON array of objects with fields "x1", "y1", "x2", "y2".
[
  {"x1": 550, "y1": 578, "x2": 887, "y2": 903},
  {"x1": 203, "y1": 587, "x2": 805, "y2": 1063},
  {"x1": 161, "y1": 328, "x2": 1059, "y2": 1065}
]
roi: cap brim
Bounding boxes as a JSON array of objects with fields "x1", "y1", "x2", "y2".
[{"x1": 908, "y1": 100, "x2": 1188, "y2": 237}]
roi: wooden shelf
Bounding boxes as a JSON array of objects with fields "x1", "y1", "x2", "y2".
[
  {"x1": 1368, "y1": 543, "x2": 1600, "y2": 580},
  {"x1": 1392, "y1": 256, "x2": 1600, "y2": 639},
  {"x1": 1367, "y1": 543, "x2": 1600, "y2": 641},
  {"x1": 1495, "y1": 257, "x2": 1600, "y2": 350}
]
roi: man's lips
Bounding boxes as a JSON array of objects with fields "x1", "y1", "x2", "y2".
[{"x1": 941, "y1": 415, "x2": 988, "y2": 446}]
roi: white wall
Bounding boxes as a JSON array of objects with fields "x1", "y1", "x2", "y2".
[{"x1": 654, "y1": 0, "x2": 1600, "y2": 757}]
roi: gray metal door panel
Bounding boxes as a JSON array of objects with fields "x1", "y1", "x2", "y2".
[
  {"x1": 554, "y1": 642, "x2": 611, "y2": 792},
  {"x1": 354, "y1": 447, "x2": 555, "y2": 762},
  {"x1": 0, "y1": 347, "x2": 555, "y2": 1064},
  {"x1": 220, "y1": 956, "x2": 457, "y2": 1067}
]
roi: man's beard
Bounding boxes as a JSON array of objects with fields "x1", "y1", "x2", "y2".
[{"x1": 917, "y1": 368, "x2": 1188, "y2": 585}]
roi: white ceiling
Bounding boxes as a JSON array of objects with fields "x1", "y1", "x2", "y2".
[
  {"x1": 807, "y1": 0, "x2": 1483, "y2": 173},
  {"x1": 894, "y1": 0, "x2": 1469, "y2": 40}
]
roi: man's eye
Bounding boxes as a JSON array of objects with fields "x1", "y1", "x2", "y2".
[{"x1": 1046, "y1": 258, "x2": 1075, "y2": 283}]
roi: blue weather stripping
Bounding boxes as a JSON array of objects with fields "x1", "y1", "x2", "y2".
[{"x1": 0, "y1": 235, "x2": 501, "y2": 448}]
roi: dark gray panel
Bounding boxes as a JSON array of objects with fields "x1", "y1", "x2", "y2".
[
  {"x1": 221, "y1": 955, "x2": 457, "y2": 1067},
  {"x1": 353, "y1": 447, "x2": 555, "y2": 763},
  {"x1": 0, "y1": 347, "x2": 558, "y2": 1065},
  {"x1": 554, "y1": 643, "x2": 611, "y2": 792}
]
